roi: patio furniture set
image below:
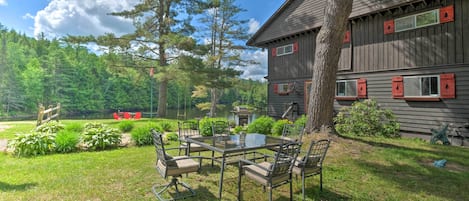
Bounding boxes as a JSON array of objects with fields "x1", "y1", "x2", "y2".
[{"x1": 151, "y1": 122, "x2": 331, "y2": 201}]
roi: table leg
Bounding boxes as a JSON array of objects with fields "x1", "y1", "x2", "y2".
[{"x1": 218, "y1": 154, "x2": 226, "y2": 200}]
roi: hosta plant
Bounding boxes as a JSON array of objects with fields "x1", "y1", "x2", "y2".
[
  {"x1": 35, "y1": 121, "x2": 65, "y2": 134},
  {"x1": 9, "y1": 132, "x2": 55, "y2": 157},
  {"x1": 82, "y1": 123, "x2": 121, "y2": 150}
]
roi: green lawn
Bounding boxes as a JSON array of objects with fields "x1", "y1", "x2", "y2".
[{"x1": 0, "y1": 121, "x2": 468, "y2": 201}]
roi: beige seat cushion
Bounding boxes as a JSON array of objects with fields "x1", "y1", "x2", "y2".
[
  {"x1": 157, "y1": 156, "x2": 199, "y2": 177},
  {"x1": 180, "y1": 143, "x2": 209, "y2": 152},
  {"x1": 292, "y1": 166, "x2": 321, "y2": 175},
  {"x1": 244, "y1": 162, "x2": 290, "y2": 186}
]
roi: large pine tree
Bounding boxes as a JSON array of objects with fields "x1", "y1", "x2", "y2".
[{"x1": 305, "y1": 0, "x2": 353, "y2": 133}]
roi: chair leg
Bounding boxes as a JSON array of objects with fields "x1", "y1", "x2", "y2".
[
  {"x1": 302, "y1": 172, "x2": 306, "y2": 201},
  {"x1": 320, "y1": 170, "x2": 323, "y2": 191},
  {"x1": 289, "y1": 179, "x2": 293, "y2": 201},
  {"x1": 152, "y1": 177, "x2": 196, "y2": 201},
  {"x1": 269, "y1": 188, "x2": 273, "y2": 201},
  {"x1": 238, "y1": 173, "x2": 242, "y2": 201}
]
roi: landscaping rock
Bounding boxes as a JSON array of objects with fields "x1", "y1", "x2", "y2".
[{"x1": 0, "y1": 139, "x2": 7, "y2": 152}]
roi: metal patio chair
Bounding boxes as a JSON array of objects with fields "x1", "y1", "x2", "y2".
[
  {"x1": 238, "y1": 142, "x2": 301, "y2": 201},
  {"x1": 292, "y1": 139, "x2": 331, "y2": 200},
  {"x1": 212, "y1": 120, "x2": 231, "y2": 136},
  {"x1": 151, "y1": 129, "x2": 202, "y2": 201},
  {"x1": 177, "y1": 121, "x2": 208, "y2": 155}
]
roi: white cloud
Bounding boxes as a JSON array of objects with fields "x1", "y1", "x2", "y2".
[
  {"x1": 236, "y1": 49, "x2": 267, "y2": 81},
  {"x1": 22, "y1": 13, "x2": 34, "y2": 20},
  {"x1": 33, "y1": 0, "x2": 140, "y2": 39},
  {"x1": 248, "y1": 18, "x2": 260, "y2": 34},
  {"x1": 0, "y1": 0, "x2": 7, "y2": 6}
]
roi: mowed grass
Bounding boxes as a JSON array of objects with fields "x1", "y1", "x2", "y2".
[{"x1": 0, "y1": 120, "x2": 468, "y2": 200}]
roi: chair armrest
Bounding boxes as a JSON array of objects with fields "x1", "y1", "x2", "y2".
[{"x1": 238, "y1": 159, "x2": 272, "y2": 172}]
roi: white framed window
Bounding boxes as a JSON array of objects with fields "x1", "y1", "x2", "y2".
[
  {"x1": 395, "y1": 9, "x2": 440, "y2": 32},
  {"x1": 276, "y1": 44, "x2": 293, "y2": 56},
  {"x1": 403, "y1": 75, "x2": 440, "y2": 97},
  {"x1": 277, "y1": 83, "x2": 291, "y2": 94},
  {"x1": 336, "y1": 80, "x2": 357, "y2": 97},
  {"x1": 416, "y1": 10, "x2": 439, "y2": 28}
]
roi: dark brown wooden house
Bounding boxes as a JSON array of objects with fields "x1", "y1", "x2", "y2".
[{"x1": 248, "y1": 0, "x2": 469, "y2": 139}]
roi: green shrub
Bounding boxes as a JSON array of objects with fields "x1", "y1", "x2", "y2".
[
  {"x1": 147, "y1": 122, "x2": 162, "y2": 132},
  {"x1": 55, "y1": 130, "x2": 79, "y2": 153},
  {"x1": 64, "y1": 122, "x2": 83, "y2": 133},
  {"x1": 294, "y1": 115, "x2": 307, "y2": 127},
  {"x1": 271, "y1": 119, "x2": 293, "y2": 136},
  {"x1": 158, "y1": 121, "x2": 174, "y2": 132},
  {"x1": 199, "y1": 117, "x2": 213, "y2": 136},
  {"x1": 118, "y1": 120, "x2": 134, "y2": 132},
  {"x1": 82, "y1": 123, "x2": 121, "y2": 150},
  {"x1": 165, "y1": 132, "x2": 178, "y2": 141},
  {"x1": 9, "y1": 132, "x2": 55, "y2": 157},
  {"x1": 334, "y1": 99, "x2": 400, "y2": 137},
  {"x1": 233, "y1": 126, "x2": 247, "y2": 134},
  {"x1": 131, "y1": 127, "x2": 152, "y2": 146},
  {"x1": 35, "y1": 121, "x2": 65, "y2": 134},
  {"x1": 247, "y1": 116, "x2": 275, "y2": 134}
]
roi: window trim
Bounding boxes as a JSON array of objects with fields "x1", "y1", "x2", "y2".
[
  {"x1": 403, "y1": 75, "x2": 440, "y2": 98},
  {"x1": 395, "y1": 8, "x2": 440, "y2": 32},
  {"x1": 276, "y1": 44, "x2": 294, "y2": 56},
  {"x1": 335, "y1": 79, "x2": 358, "y2": 100}
]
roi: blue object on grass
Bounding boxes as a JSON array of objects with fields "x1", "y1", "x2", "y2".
[{"x1": 433, "y1": 159, "x2": 447, "y2": 168}]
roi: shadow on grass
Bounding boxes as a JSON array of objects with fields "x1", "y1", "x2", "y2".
[
  {"x1": 338, "y1": 135, "x2": 469, "y2": 164},
  {"x1": 0, "y1": 181, "x2": 37, "y2": 191},
  {"x1": 355, "y1": 160, "x2": 469, "y2": 201},
  {"x1": 299, "y1": 187, "x2": 351, "y2": 201}
]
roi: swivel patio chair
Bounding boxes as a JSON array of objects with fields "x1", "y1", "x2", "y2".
[
  {"x1": 238, "y1": 142, "x2": 301, "y2": 201},
  {"x1": 292, "y1": 139, "x2": 331, "y2": 200},
  {"x1": 151, "y1": 129, "x2": 202, "y2": 201},
  {"x1": 177, "y1": 121, "x2": 209, "y2": 156}
]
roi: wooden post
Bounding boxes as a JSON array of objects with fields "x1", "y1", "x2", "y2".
[{"x1": 37, "y1": 104, "x2": 45, "y2": 126}]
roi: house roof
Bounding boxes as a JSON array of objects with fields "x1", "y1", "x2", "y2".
[{"x1": 247, "y1": 0, "x2": 423, "y2": 47}]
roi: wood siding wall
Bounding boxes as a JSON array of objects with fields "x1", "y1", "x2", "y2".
[
  {"x1": 250, "y1": 0, "x2": 419, "y2": 46},
  {"x1": 266, "y1": 0, "x2": 469, "y2": 134}
]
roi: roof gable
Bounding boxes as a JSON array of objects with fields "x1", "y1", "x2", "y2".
[{"x1": 247, "y1": 0, "x2": 422, "y2": 47}]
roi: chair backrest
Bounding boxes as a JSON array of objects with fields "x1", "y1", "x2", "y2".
[
  {"x1": 212, "y1": 120, "x2": 230, "y2": 136},
  {"x1": 134, "y1": 112, "x2": 141, "y2": 119},
  {"x1": 123, "y1": 112, "x2": 131, "y2": 119},
  {"x1": 303, "y1": 139, "x2": 331, "y2": 168},
  {"x1": 282, "y1": 124, "x2": 305, "y2": 142},
  {"x1": 178, "y1": 121, "x2": 200, "y2": 140},
  {"x1": 270, "y1": 142, "x2": 301, "y2": 177},
  {"x1": 113, "y1": 112, "x2": 120, "y2": 120},
  {"x1": 152, "y1": 129, "x2": 167, "y2": 163}
]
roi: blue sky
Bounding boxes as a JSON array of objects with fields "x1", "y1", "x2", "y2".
[{"x1": 0, "y1": 0, "x2": 285, "y2": 80}]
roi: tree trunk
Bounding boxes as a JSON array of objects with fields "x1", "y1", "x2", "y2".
[
  {"x1": 209, "y1": 88, "x2": 217, "y2": 117},
  {"x1": 157, "y1": 78, "x2": 168, "y2": 118},
  {"x1": 305, "y1": 0, "x2": 353, "y2": 133}
]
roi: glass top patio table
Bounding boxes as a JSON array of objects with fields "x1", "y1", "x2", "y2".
[
  {"x1": 186, "y1": 133, "x2": 292, "y2": 153},
  {"x1": 185, "y1": 133, "x2": 296, "y2": 200}
]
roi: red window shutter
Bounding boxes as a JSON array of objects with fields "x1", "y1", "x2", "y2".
[
  {"x1": 293, "y1": 42, "x2": 299, "y2": 53},
  {"x1": 273, "y1": 84, "x2": 278, "y2": 94},
  {"x1": 384, "y1": 20, "x2": 395, "y2": 34},
  {"x1": 271, "y1": 48, "x2": 277, "y2": 57},
  {"x1": 440, "y1": 73, "x2": 455, "y2": 98},
  {"x1": 357, "y1": 78, "x2": 367, "y2": 98},
  {"x1": 440, "y1": 5, "x2": 454, "y2": 23},
  {"x1": 392, "y1": 76, "x2": 404, "y2": 98},
  {"x1": 343, "y1": 31, "x2": 351, "y2": 43}
]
